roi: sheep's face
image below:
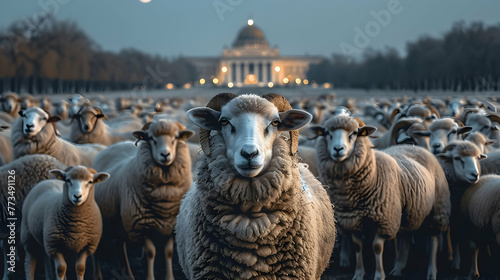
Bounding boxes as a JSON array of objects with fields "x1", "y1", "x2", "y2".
[
  {"x1": 19, "y1": 108, "x2": 58, "y2": 138},
  {"x1": 70, "y1": 94, "x2": 85, "y2": 115},
  {"x1": 467, "y1": 114, "x2": 494, "y2": 138},
  {"x1": 74, "y1": 107, "x2": 106, "y2": 134},
  {"x1": 50, "y1": 166, "x2": 109, "y2": 206},
  {"x1": 437, "y1": 142, "x2": 486, "y2": 184},
  {"x1": 187, "y1": 96, "x2": 312, "y2": 178},
  {"x1": 310, "y1": 122, "x2": 376, "y2": 163},
  {"x1": 1, "y1": 96, "x2": 17, "y2": 113},
  {"x1": 447, "y1": 100, "x2": 465, "y2": 118},
  {"x1": 429, "y1": 121, "x2": 472, "y2": 155},
  {"x1": 133, "y1": 120, "x2": 194, "y2": 166},
  {"x1": 53, "y1": 101, "x2": 69, "y2": 119}
]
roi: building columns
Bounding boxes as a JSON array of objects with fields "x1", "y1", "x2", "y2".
[{"x1": 262, "y1": 61, "x2": 268, "y2": 84}]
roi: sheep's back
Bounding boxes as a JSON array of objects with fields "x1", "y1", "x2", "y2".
[{"x1": 462, "y1": 175, "x2": 500, "y2": 231}]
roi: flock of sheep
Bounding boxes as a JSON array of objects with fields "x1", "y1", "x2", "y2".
[{"x1": 0, "y1": 90, "x2": 499, "y2": 280}]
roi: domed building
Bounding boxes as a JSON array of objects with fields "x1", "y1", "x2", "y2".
[{"x1": 188, "y1": 20, "x2": 322, "y2": 87}]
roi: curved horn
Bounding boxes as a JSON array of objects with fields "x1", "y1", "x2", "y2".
[
  {"x1": 261, "y1": 93, "x2": 300, "y2": 155},
  {"x1": 353, "y1": 117, "x2": 365, "y2": 127},
  {"x1": 486, "y1": 113, "x2": 500, "y2": 124},
  {"x1": 199, "y1": 93, "x2": 238, "y2": 156},
  {"x1": 441, "y1": 143, "x2": 457, "y2": 153},
  {"x1": 425, "y1": 104, "x2": 440, "y2": 119},
  {"x1": 389, "y1": 108, "x2": 401, "y2": 124},
  {"x1": 390, "y1": 118, "x2": 419, "y2": 145}
]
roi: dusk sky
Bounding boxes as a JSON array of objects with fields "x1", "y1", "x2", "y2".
[{"x1": 1, "y1": 0, "x2": 500, "y2": 58}]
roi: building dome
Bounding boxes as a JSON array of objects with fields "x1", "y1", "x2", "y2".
[{"x1": 232, "y1": 25, "x2": 270, "y2": 49}]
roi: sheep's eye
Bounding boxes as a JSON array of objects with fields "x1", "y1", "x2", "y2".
[
  {"x1": 88, "y1": 181, "x2": 93, "y2": 184},
  {"x1": 349, "y1": 132, "x2": 357, "y2": 140},
  {"x1": 271, "y1": 119, "x2": 280, "y2": 127},
  {"x1": 453, "y1": 157, "x2": 460, "y2": 161},
  {"x1": 220, "y1": 118, "x2": 229, "y2": 126}
]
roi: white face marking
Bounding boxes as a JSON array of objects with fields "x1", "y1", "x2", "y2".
[
  {"x1": 66, "y1": 178, "x2": 91, "y2": 206},
  {"x1": 219, "y1": 109, "x2": 279, "y2": 178},
  {"x1": 451, "y1": 154, "x2": 480, "y2": 184},
  {"x1": 150, "y1": 134, "x2": 177, "y2": 166},
  {"x1": 22, "y1": 109, "x2": 49, "y2": 137},
  {"x1": 325, "y1": 128, "x2": 357, "y2": 162}
]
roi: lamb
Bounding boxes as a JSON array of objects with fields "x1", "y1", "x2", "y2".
[
  {"x1": 177, "y1": 93, "x2": 335, "y2": 279},
  {"x1": 310, "y1": 115, "x2": 450, "y2": 280},
  {"x1": 21, "y1": 165, "x2": 109, "y2": 280},
  {"x1": 460, "y1": 174, "x2": 500, "y2": 279},
  {"x1": 92, "y1": 118, "x2": 193, "y2": 280},
  {"x1": 69, "y1": 105, "x2": 140, "y2": 145},
  {"x1": 435, "y1": 141, "x2": 486, "y2": 272},
  {"x1": 427, "y1": 118, "x2": 471, "y2": 154},
  {"x1": 11, "y1": 107, "x2": 106, "y2": 166},
  {"x1": 0, "y1": 154, "x2": 67, "y2": 280}
]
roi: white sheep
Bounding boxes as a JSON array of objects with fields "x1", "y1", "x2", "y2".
[
  {"x1": 372, "y1": 117, "x2": 430, "y2": 150},
  {"x1": 465, "y1": 132, "x2": 500, "y2": 176},
  {"x1": 0, "y1": 92, "x2": 21, "y2": 118},
  {"x1": 311, "y1": 115, "x2": 450, "y2": 280},
  {"x1": 435, "y1": 141, "x2": 486, "y2": 272},
  {"x1": 427, "y1": 118, "x2": 471, "y2": 154},
  {"x1": 0, "y1": 125, "x2": 12, "y2": 166},
  {"x1": 177, "y1": 93, "x2": 336, "y2": 279},
  {"x1": 21, "y1": 165, "x2": 109, "y2": 280},
  {"x1": 69, "y1": 105, "x2": 140, "y2": 145},
  {"x1": 0, "y1": 154, "x2": 67, "y2": 280},
  {"x1": 92, "y1": 118, "x2": 193, "y2": 280},
  {"x1": 11, "y1": 107, "x2": 106, "y2": 166}
]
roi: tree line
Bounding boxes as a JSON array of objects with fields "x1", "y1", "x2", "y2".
[
  {"x1": 308, "y1": 21, "x2": 500, "y2": 91},
  {"x1": 0, "y1": 15, "x2": 197, "y2": 94}
]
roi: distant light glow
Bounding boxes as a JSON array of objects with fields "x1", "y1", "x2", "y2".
[
  {"x1": 268, "y1": 82, "x2": 274, "y2": 88},
  {"x1": 303, "y1": 79, "x2": 309, "y2": 85},
  {"x1": 228, "y1": 82, "x2": 234, "y2": 88},
  {"x1": 184, "y1": 83, "x2": 191, "y2": 89},
  {"x1": 295, "y1": 78, "x2": 301, "y2": 84},
  {"x1": 324, "y1": 83, "x2": 331, "y2": 89},
  {"x1": 283, "y1": 78, "x2": 289, "y2": 84},
  {"x1": 274, "y1": 66, "x2": 280, "y2": 72},
  {"x1": 248, "y1": 19, "x2": 254, "y2": 26},
  {"x1": 139, "y1": 0, "x2": 152, "y2": 3},
  {"x1": 200, "y1": 78, "x2": 206, "y2": 85},
  {"x1": 166, "y1": 83, "x2": 174, "y2": 90},
  {"x1": 213, "y1": 78, "x2": 219, "y2": 84}
]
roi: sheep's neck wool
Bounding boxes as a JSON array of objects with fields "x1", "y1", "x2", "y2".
[{"x1": 191, "y1": 132, "x2": 315, "y2": 278}]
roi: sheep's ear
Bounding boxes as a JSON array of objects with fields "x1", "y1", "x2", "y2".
[
  {"x1": 93, "y1": 172, "x2": 110, "y2": 184},
  {"x1": 479, "y1": 154, "x2": 487, "y2": 160},
  {"x1": 486, "y1": 139, "x2": 495, "y2": 146},
  {"x1": 132, "y1": 131, "x2": 148, "y2": 141},
  {"x1": 278, "y1": 109, "x2": 312, "y2": 131},
  {"x1": 457, "y1": 126, "x2": 472, "y2": 135},
  {"x1": 177, "y1": 130, "x2": 194, "y2": 140},
  {"x1": 49, "y1": 169, "x2": 65, "y2": 181},
  {"x1": 358, "y1": 125, "x2": 377, "y2": 137},
  {"x1": 19, "y1": 110, "x2": 25, "y2": 117},
  {"x1": 308, "y1": 125, "x2": 326, "y2": 140},
  {"x1": 186, "y1": 107, "x2": 222, "y2": 130},
  {"x1": 413, "y1": 131, "x2": 431, "y2": 137},
  {"x1": 47, "y1": 116, "x2": 61, "y2": 123}
]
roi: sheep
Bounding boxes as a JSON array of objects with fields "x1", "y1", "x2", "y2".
[
  {"x1": 92, "y1": 118, "x2": 193, "y2": 280},
  {"x1": 446, "y1": 98, "x2": 467, "y2": 118},
  {"x1": 465, "y1": 132, "x2": 500, "y2": 176},
  {"x1": 0, "y1": 154, "x2": 67, "y2": 280},
  {"x1": 464, "y1": 112, "x2": 500, "y2": 151},
  {"x1": 0, "y1": 92, "x2": 21, "y2": 118},
  {"x1": 310, "y1": 115, "x2": 450, "y2": 280},
  {"x1": 460, "y1": 174, "x2": 500, "y2": 279},
  {"x1": 427, "y1": 118, "x2": 471, "y2": 154},
  {"x1": 21, "y1": 165, "x2": 109, "y2": 280},
  {"x1": 11, "y1": 107, "x2": 106, "y2": 166},
  {"x1": 69, "y1": 105, "x2": 140, "y2": 145},
  {"x1": 372, "y1": 117, "x2": 430, "y2": 150},
  {"x1": 435, "y1": 141, "x2": 486, "y2": 272},
  {"x1": 177, "y1": 93, "x2": 336, "y2": 279},
  {"x1": 297, "y1": 145, "x2": 319, "y2": 176}
]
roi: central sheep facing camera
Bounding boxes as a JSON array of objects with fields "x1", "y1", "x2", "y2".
[{"x1": 176, "y1": 93, "x2": 336, "y2": 279}]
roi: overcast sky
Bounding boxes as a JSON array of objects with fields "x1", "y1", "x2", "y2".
[{"x1": 1, "y1": 0, "x2": 499, "y2": 58}]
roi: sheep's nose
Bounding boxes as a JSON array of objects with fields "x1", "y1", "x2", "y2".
[
  {"x1": 470, "y1": 173, "x2": 478, "y2": 180},
  {"x1": 74, "y1": 194, "x2": 82, "y2": 200},
  {"x1": 333, "y1": 146, "x2": 344, "y2": 153},
  {"x1": 161, "y1": 152, "x2": 171, "y2": 160},
  {"x1": 432, "y1": 143, "x2": 442, "y2": 148},
  {"x1": 241, "y1": 148, "x2": 259, "y2": 160},
  {"x1": 84, "y1": 125, "x2": 90, "y2": 131},
  {"x1": 26, "y1": 124, "x2": 34, "y2": 128}
]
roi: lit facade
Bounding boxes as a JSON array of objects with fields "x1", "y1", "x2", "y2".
[{"x1": 188, "y1": 21, "x2": 322, "y2": 87}]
